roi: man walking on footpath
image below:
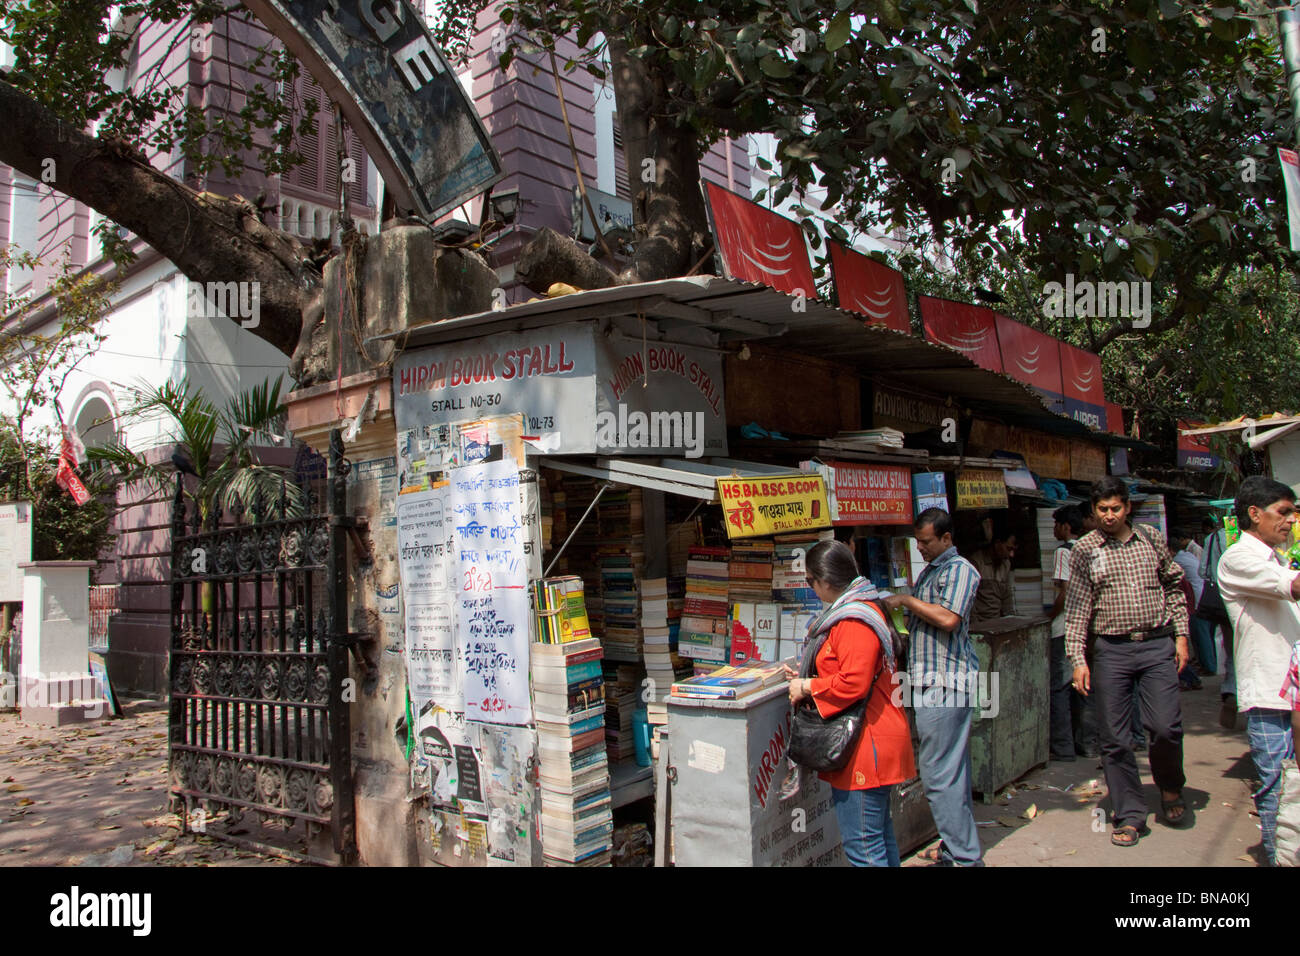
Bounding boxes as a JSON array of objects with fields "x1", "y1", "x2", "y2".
[
  {"x1": 1216, "y1": 476, "x2": 1300, "y2": 866},
  {"x1": 1049, "y1": 505, "x2": 1084, "y2": 761},
  {"x1": 884, "y1": 507, "x2": 984, "y2": 866},
  {"x1": 1065, "y1": 477, "x2": 1191, "y2": 848}
]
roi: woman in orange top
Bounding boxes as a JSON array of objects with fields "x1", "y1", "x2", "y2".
[{"x1": 785, "y1": 540, "x2": 916, "y2": 866}]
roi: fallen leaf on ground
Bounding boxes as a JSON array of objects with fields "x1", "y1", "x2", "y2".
[
  {"x1": 1238, "y1": 855, "x2": 1254, "y2": 863},
  {"x1": 16, "y1": 798, "x2": 33, "y2": 807},
  {"x1": 1024, "y1": 804, "x2": 1039, "y2": 820},
  {"x1": 996, "y1": 816, "x2": 1024, "y2": 828},
  {"x1": 1064, "y1": 849, "x2": 1078, "y2": 855},
  {"x1": 98, "y1": 824, "x2": 121, "y2": 830},
  {"x1": 5, "y1": 785, "x2": 23, "y2": 792},
  {"x1": 2, "y1": 776, "x2": 12, "y2": 783}
]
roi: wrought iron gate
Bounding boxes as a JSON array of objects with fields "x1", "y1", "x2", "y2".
[{"x1": 167, "y1": 430, "x2": 358, "y2": 863}]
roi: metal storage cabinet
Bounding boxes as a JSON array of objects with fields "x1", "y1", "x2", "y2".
[
  {"x1": 667, "y1": 684, "x2": 935, "y2": 865},
  {"x1": 968, "y1": 615, "x2": 1051, "y2": 802}
]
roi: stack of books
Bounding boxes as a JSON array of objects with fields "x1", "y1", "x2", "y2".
[
  {"x1": 679, "y1": 546, "x2": 731, "y2": 663},
  {"x1": 772, "y1": 531, "x2": 831, "y2": 602},
  {"x1": 1036, "y1": 507, "x2": 1060, "y2": 607},
  {"x1": 530, "y1": 575, "x2": 592, "y2": 644},
  {"x1": 600, "y1": 552, "x2": 643, "y2": 662},
  {"x1": 640, "y1": 577, "x2": 675, "y2": 704},
  {"x1": 602, "y1": 661, "x2": 641, "y2": 763},
  {"x1": 670, "y1": 658, "x2": 791, "y2": 701},
  {"x1": 729, "y1": 538, "x2": 775, "y2": 603},
  {"x1": 533, "y1": 639, "x2": 613, "y2": 865}
]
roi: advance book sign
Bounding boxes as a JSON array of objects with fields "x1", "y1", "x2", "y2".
[{"x1": 717, "y1": 476, "x2": 832, "y2": 538}]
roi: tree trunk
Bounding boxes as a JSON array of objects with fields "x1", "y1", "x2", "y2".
[
  {"x1": 0, "y1": 79, "x2": 312, "y2": 358},
  {"x1": 608, "y1": 35, "x2": 712, "y2": 283}
]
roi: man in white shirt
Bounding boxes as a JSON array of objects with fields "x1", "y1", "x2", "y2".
[{"x1": 1217, "y1": 476, "x2": 1300, "y2": 866}]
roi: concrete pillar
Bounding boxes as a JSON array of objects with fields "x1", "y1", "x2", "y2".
[{"x1": 17, "y1": 561, "x2": 110, "y2": 726}]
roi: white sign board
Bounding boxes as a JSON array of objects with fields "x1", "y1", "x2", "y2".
[{"x1": 0, "y1": 502, "x2": 33, "y2": 603}]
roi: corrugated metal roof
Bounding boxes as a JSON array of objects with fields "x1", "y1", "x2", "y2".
[{"x1": 371, "y1": 275, "x2": 1116, "y2": 441}]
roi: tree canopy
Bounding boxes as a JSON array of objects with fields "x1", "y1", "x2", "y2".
[{"x1": 0, "y1": 0, "x2": 1294, "y2": 378}]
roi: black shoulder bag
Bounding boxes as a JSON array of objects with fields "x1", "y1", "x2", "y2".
[
  {"x1": 1196, "y1": 532, "x2": 1230, "y2": 625},
  {"x1": 787, "y1": 658, "x2": 882, "y2": 773}
]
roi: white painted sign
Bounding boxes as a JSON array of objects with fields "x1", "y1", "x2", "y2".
[{"x1": 0, "y1": 502, "x2": 33, "y2": 603}]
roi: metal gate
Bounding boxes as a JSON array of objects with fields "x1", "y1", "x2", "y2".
[{"x1": 167, "y1": 430, "x2": 358, "y2": 863}]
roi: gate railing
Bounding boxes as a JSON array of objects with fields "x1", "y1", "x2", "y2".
[{"x1": 167, "y1": 430, "x2": 358, "y2": 862}]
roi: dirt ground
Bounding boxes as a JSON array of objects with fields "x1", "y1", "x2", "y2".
[{"x1": 0, "y1": 699, "x2": 296, "y2": 866}]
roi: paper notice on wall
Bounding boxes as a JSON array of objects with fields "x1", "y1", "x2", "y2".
[
  {"x1": 449, "y1": 460, "x2": 532, "y2": 725},
  {"x1": 397, "y1": 488, "x2": 459, "y2": 712}
]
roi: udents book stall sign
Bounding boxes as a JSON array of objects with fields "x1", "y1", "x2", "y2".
[{"x1": 802, "y1": 461, "x2": 914, "y2": 526}]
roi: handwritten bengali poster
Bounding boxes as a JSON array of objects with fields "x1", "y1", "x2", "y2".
[{"x1": 448, "y1": 460, "x2": 532, "y2": 725}]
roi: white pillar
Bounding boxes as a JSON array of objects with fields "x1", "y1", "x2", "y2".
[{"x1": 17, "y1": 561, "x2": 110, "y2": 725}]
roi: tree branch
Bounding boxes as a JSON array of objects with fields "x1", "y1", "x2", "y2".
[{"x1": 0, "y1": 78, "x2": 314, "y2": 357}]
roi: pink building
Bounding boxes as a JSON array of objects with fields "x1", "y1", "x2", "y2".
[{"x1": 0, "y1": 6, "x2": 757, "y2": 696}]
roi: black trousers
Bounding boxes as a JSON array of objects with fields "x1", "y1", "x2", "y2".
[{"x1": 1092, "y1": 636, "x2": 1186, "y2": 829}]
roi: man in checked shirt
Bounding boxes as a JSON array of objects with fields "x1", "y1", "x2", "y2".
[{"x1": 1065, "y1": 477, "x2": 1191, "y2": 848}]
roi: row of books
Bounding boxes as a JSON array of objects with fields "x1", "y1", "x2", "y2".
[
  {"x1": 533, "y1": 639, "x2": 613, "y2": 866},
  {"x1": 670, "y1": 658, "x2": 792, "y2": 701},
  {"x1": 529, "y1": 575, "x2": 592, "y2": 644}
]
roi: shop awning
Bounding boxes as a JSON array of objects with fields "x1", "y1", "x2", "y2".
[
  {"x1": 370, "y1": 275, "x2": 1114, "y2": 441},
  {"x1": 538, "y1": 455, "x2": 805, "y2": 502}
]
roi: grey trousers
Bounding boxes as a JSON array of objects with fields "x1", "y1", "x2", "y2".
[{"x1": 913, "y1": 704, "x2": 984, "y2": 865}]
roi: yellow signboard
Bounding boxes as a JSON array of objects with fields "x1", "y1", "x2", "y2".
[
  {"x1": 955, "y1": 469, "x2": 1009, "y2": 509},
  {"x1": 716, "y1": 475, "x2": 832, "y2": 538}
]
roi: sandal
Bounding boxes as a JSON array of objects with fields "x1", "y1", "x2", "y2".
[
  {"x1": 917, "y1": 842, "x2": 945, "y2": 863},
  {"x1": 1111, "y1": 825, "x2": 1140, "y2": 847},
  {"x1": 1161, "y1": 793, "x2": 1189, "y2": 827}
]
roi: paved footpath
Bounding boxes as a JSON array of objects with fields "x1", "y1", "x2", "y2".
[
  {"x1": 906, "y1": 675, "x2": 1268, "y2": 866},
  {"x1": 0, "y1": 676, "x2": 1270, "y2": 867},
  {"x1": 0, "y1": 699, "x2": 290, "y2": 866}
]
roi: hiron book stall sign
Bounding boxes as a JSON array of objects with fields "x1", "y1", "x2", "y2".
[
  {"x1": 703, "y1": 182, "x2": 818, "y2": 298},
  {"x1": 393, "y1": 320, "x2": 727, "y2": 460},
  {"x1": 242, "y1": 0, "x2": 503, "y2": 219},
  {"x1": 827, "y1": 240, "x2": 911, "y2": 334},
  {"x1": 918, "y1": 296, "x2": 1004, "y2": 373}
]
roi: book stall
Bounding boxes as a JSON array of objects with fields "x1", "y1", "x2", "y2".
[{"x1": 382, "y1": 309, "x2": 1123, "y2": 866}]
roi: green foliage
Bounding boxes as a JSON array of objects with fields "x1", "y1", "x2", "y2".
[
  {"x1": 0, "y1": 429, "x2": 117, "y2": 571},
  {"x1": 88, "y1": 375, "x2": 306, "y2": 523},
  {"x1": 446, "y1": 0, "x2": 1293, "y2": 345},
  {"x1": 0, "y1": 1, "x2": 312, "y2": 262}
]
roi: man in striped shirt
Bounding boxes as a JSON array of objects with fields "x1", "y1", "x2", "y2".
[
  {"x1": 1065, "y1": 477, "x2": 1190, "y2": 848},
  {"x1": 884, "y1": 507, "x2": 984, "y2": 866}
]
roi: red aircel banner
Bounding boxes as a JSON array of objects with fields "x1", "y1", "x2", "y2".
[
  {"x1": 703, "y1": 182, "x2": 817, "y2": 298},
  {"x1": 1177, "y1": 420, "x2": 1220, "y2": 471},
  {"x1": 1106, "y1": 402, "x2": 1125, "y2": 435},
  {"x1": 1059, "y1": 341, "x2": 1105, "y2": 430},
  {"x1": 994, "y1": 313, "x2": 1065, "y2": 413},
  {"x1": 828, "y1": 241, "x2": 909, "y2": 333},
  {"x1": 918, "y1": 296, "x2": 1003, "y2": 373}
]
